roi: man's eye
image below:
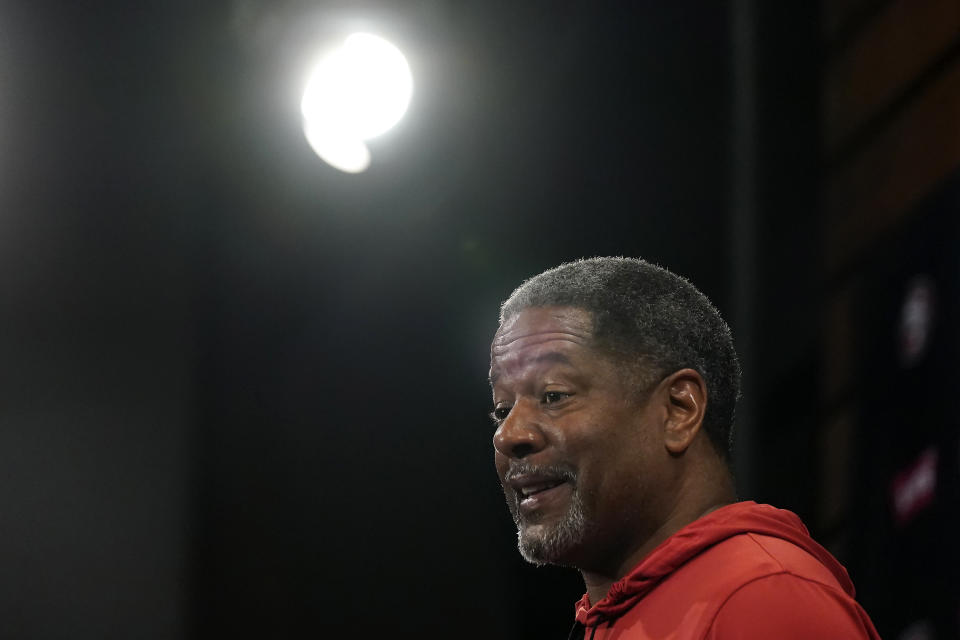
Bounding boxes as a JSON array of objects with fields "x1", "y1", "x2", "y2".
[
  {"x1": 490, "y1": 406, "x2": 512, "y2": 424},
  {"x1": 543, "y1": 391, "x2": 570, "y2": 405}
]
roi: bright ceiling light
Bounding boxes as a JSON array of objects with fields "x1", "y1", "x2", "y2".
[{"x1": 301, "y1": 33, "x2": 413, "y2": 173}]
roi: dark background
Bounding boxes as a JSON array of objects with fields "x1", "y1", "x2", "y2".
[{"x1": 1, "y1": 1, "x2": 957, "y2": 638}]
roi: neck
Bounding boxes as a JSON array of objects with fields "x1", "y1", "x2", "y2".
[{"x1": 579, "y1": 467, "x2": 736, "y2": 606}]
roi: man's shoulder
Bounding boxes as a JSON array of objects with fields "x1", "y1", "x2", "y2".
[
  {"x1": 698, "y1": 533, "x2": 878, "y2": 638},
  {"x1": 611, "y1": 531, "x2": 865, "y2": 639},
  {"x1": 704, "y1": 530, "x2": 849, "y2": 591},
  {"x1": 702, "y1": 571, "x2": 879, "y2": 639},
  {"x1": 666, "y1": 530, "x2": 840, "y2": 592}
]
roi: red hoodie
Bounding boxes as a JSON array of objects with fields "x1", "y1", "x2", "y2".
[{"x1": 572, "y1": 501, "x2": 881, "y2": 639}]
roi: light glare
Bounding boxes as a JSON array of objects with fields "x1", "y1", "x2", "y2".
[{"x1": 301, "y1": 32, "x2": 413, "y2": 173}]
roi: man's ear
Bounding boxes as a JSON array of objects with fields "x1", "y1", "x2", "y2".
[{"x1": 660, "y1": 368, "x2": 707, "y2": 455}]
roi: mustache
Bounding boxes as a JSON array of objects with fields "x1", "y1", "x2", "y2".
[{"x1": 504, "y1": 461, "x2": 577, "y2": 484}]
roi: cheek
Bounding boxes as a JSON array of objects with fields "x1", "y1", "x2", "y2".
[{"x1": 584, "y1": 420, "x2": 654, "y2": 492}]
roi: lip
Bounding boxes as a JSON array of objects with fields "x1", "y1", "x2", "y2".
[
  {"x1": 508, "y1": 474, "x2": 573, "y2": 516},
  {"x1": 517, "y1": 482, "x2": 571, "y2": 515}
]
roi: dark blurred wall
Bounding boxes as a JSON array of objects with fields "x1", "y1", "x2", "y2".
[
  {"x1": 0, "y1": 3, "x2": 208, "y2": 637},
  {"x1": 735, "y1": 0, "x2": 821, "y2": 513},
  {"x1": 819, "y1": 0, "x2": 960, "y2": 637}
]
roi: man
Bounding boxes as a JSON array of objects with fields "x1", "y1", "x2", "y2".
[{"x1": 489, "y1": 257, "x2": 880, "y2": 639}]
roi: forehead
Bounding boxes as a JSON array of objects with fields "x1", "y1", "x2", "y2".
[{"x1": 490, "y1": 306, "x2": 596, "y2": 381}]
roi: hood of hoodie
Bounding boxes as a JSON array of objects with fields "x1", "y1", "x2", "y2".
[{"x1": 574, "y1": 501, "x2": 855, "y2": 627}]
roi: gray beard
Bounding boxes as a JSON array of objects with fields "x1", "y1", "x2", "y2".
[{"x1": 514, "y1": 486, "x2": 587, "y2": 566}]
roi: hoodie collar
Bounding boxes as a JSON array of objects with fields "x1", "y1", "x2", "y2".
[{"x1": 574, "y1": 501, "x2": 854, "y2": 627}]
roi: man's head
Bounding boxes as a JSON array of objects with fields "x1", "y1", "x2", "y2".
[
  {"x1": 499, "y1": 257, "x2": 740, "y2": 456},
  {"x1": 489, "y1": 257, "x2": 740, "y2": 572}
]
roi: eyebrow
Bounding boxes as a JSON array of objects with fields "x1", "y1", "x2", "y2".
[{"x1": 488, "y1": 351, "x2": 574, "y2": 387}]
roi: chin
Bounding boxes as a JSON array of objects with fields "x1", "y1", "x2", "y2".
[{"x1": 516, "y1": 493, "x2": 587, "y2": 566}]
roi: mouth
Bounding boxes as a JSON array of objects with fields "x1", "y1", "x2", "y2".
[
  {"x1": 507, "y1": 471, "x2": 574, "y2": 515},
  {"x1": 518, "y1": 481, "x2": 569, "y2": 512},
  {"x1": 517, "y1": 478, "x2": 563, "y2": 499}
]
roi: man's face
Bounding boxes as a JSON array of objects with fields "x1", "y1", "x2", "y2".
[{"x1": 489, "y1": 306, "x2": 666, "y2": 570}]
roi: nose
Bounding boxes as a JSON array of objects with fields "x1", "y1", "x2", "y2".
[{"x1": 492, "y1": 400, "x2": 547, "y2": 459}]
